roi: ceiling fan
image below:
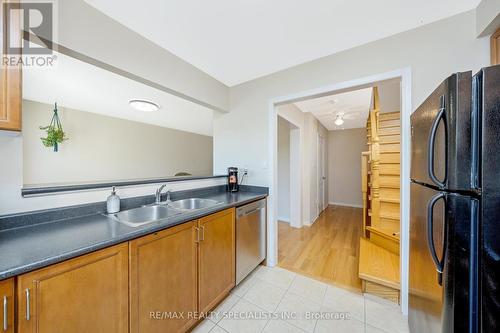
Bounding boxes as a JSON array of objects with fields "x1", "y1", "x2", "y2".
[{"x1": 324, "y1": 110, "x2": 361, "y2": 126}]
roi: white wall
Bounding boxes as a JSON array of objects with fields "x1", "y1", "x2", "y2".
[
  {"x1": 55, "y1": 0, "x2": 229, "y2": 112},
  {"x1": 214, "y1": 10, "x2": 489, "y2": 187},
  {"x1": 328, "y1": 128, "x2": 367, "y2": 207},
  {"x1": 276, "y1": 104, "x2": 328, "y2": 226},
  {"x1": 476, "y1": 0, "x2": 500, "y2": 36},
  {"x1": 23, "y1": 100, "x2": 213, "y2": 185},
  {"x1": 277, "y1": 117, "x2": 290, "y2": 222}
]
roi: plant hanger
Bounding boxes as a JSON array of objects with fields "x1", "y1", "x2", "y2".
[{"x1": 40, "y1": 102, "x2": 68, "y2": 152}]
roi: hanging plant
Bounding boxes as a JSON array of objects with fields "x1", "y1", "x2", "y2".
[{"x1": 40, "y1": 103, "x2": 68, "y2": 152}]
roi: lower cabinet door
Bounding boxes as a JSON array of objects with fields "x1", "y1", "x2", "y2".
[
  {"x1": 129, "y1": 221, "x2": 198, "y2": 333},
  {"x1": 0, "y1": 278, "x2": 14, "y2": 333},
  {"x1": 17, "y1": 243, "x2": 129, "y2": 333},
  {"x1": 198, "y1": 208, "x2": 235, "y2": 314}
]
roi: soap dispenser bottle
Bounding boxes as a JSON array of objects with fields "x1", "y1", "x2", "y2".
[{"x1": 107, "y1": 186, "x2": 120, "y2": 213}]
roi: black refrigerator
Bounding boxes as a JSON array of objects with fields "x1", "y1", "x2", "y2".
[{"x1": 409, "y1": 65, "x2": 500, "y2": 333}]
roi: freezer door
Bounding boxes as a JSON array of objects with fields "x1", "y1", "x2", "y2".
[
  {"x1": 409, "y1": 182, "x2": 477, "y2": 333},
  {"x1": 410, "y1": 72, "x2": 472, "y2": 191},
  {"x1": 475, "y1": 64, "x2": 500, "y2": 333}
]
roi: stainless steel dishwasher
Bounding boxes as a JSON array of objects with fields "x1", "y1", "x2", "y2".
[{"x1": 236, "y1": 198, "x2": 266, "y2": 284}]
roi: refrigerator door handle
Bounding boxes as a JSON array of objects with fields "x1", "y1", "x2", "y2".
[
  {"x1": 427, "y1": 191, "x2": 447, "y2": 285},
  {"x1": 428, "y1": 95, "x2": 447, "y2": 188}
]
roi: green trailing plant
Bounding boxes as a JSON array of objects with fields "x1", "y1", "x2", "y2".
[
  {"x1": 40, "y1": 103, "x2": 68, "y2": 152},
  {"x1": 175, "y1": 172, "x2": 192, "y2": 176}
]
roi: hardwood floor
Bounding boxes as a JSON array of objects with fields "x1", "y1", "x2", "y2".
[{"x1": 278, "y1": 205, "x2": 363, "y2": 291}]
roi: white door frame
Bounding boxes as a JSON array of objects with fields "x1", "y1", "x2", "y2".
[
  {"x1": 317, "y1": 133, "x2": 326, "y2": 215},
  {"x1": 267, "y1": 67, "x2": 412, "y2": 315}
]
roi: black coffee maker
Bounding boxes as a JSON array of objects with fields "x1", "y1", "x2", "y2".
[{"x1": 227, "y1": 167, "x2": 239, "y2": 192}]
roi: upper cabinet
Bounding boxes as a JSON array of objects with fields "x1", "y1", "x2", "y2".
[
  {"x1": 492, "y1": 28, "x2": 500, "y2": 65},
  {"x1": 17, "y1": 243, "x2": 129, "y2": 333},
  {"x1": 0, "y1": 0, "x2": 22, "y2": 131}
]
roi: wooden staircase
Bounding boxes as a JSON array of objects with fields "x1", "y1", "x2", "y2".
[{"x1": 359, "y1": 87, "x2": 401, "y2": 303}]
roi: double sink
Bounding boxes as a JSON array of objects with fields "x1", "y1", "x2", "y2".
[{"x1": 110, "y1": 198, "x2": 222, "y2": 227}]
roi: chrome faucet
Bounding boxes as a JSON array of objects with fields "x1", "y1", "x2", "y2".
[{"x1": 155, "y1": 184, "x2": 169, "y2": 204}]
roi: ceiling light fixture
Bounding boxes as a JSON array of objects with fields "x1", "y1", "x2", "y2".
[
  {"x1": 128, "y1": 99, "x2": 160, "y2": 112},
  {"x1": 334, "y1": 114, "x2": 344, "y2": 126}
]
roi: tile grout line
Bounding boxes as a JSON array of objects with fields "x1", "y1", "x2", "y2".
[
  {"x1": 242, "y1": 267, "x2": 299, "y2": 333},
  {"x1": 260, "y1": 269, "x2": 298, "y2": 333},
  {"x1": 364, "y1": 295, "x2": 367, "y2": 333},
  {"x1": 312, "y1": 284, "x2": 330, "y2": 333},
  {"x1": 278, "y1": 271, "x2": 325, "y2": 333}
]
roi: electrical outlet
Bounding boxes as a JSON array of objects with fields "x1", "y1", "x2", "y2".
[{"x1": 243, "y1": 168, "x2": 248, "y2": 175}]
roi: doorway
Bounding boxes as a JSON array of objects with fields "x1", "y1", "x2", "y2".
[{"x1": 268, "y1": 68, "x2": 411, "y2": 314}]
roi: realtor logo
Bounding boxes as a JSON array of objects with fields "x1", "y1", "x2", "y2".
[{"x1": 3, "y1": 1, "x2": 57, "y2": 67}]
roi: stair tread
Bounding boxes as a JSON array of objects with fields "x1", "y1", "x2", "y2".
[
  {"x1": 379, "y1": 141, "x2": 400, "y2": 145},
  {"x1": 366, "y1": 226, "x2": 400, "y2": 240},
  {"x1": 379, "y1": 124, "x2": 400, "y2": 129},
  {"x1": 359, "y1": 237, "x2": 400, "y2": 289},
  {"x1": 380, "y1": 197, "x2": 400, "y2": 204},
  {"x1": 380, "y1": 211, "x2": 399, "y2": 220},
  {"x1": 379, "y1": 115, "x2": 400, "y2": 121}
]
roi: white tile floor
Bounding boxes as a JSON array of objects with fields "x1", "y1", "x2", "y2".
[{"x1": 192, "y1": 266, "x2": 409, "y2": 333}]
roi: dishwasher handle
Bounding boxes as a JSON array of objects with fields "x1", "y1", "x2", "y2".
[{"x1": 236, "y1": 199, "x2": 266, "y2": 218}]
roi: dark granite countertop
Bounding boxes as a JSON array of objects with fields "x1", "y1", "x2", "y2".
[{"x1": 0, "y1": 189, "x2": 267, "y2": 280}]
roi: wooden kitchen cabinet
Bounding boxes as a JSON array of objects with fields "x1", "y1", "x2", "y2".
[
  {"x1": 198, "y1": 208, "x2": 235, "y2": 314},
  {"x1": 0, "y1": 278, "x2": 14, "y2": 333},
  {"x1": 17, "y1": 243, "x2": 129, "y2": 333},
  {"x1": 0, "y1": 0, "x2": 22, "y2": 131},
  {"x1": 129, "y1": 221, "x2": 198, "y2": 333}
]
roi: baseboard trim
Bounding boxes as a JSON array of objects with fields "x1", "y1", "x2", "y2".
[
  {"x1": 329, "y1": 201, "x2": 363, "y2": 208},
  {"x1": 278, "y1": 216, "x2": 290, "y2": 223}
]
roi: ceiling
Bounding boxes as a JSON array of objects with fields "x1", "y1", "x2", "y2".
[
  {"x1": 84, "y1": 0, "x2": 479, "y2": 86},
  {"x1": 294, "y1": 88, "x2": 372, "y2": 130},
  {"x1": 23, "y1": 51, "x2": 216, "y2": 136}
]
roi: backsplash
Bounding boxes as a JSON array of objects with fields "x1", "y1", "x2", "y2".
[{"x1": 0, "y1": 185, "x2": 268, "y2": 231}]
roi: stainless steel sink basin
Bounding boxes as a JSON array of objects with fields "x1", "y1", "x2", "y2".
[
  {"x1": 110, "y1": 205, "x2": 181, "y2": 227},
  {"x1": 168, "y1": 198, "x2": 221, "y2": 211}
]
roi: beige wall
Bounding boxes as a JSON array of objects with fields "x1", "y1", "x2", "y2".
[
  {"x1": 214, "y1": 10, "x2": 489, "y2": 186},
  {"x1": 328, "y1": 129, "x2": 367, "y2": 207},
  {"x1": 23, "y1": 100, "x2": 213, "y2": 185}
]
